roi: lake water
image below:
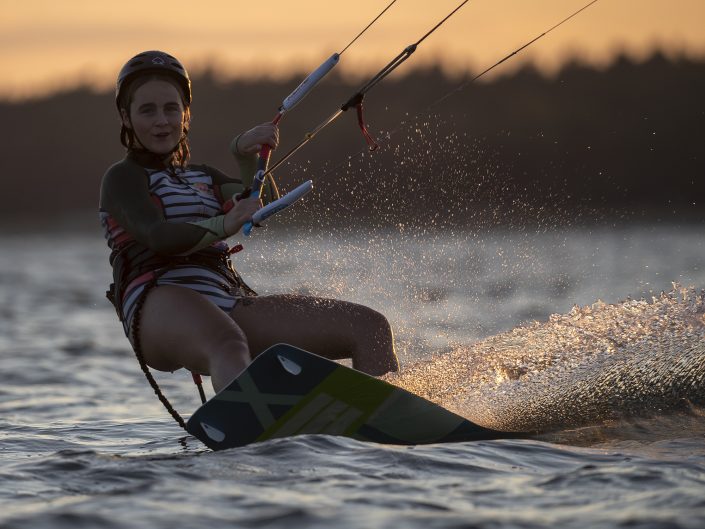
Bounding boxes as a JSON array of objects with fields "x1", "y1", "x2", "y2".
[{"x1": 2, "y1": 222, "x2": 705, "y2": 528}]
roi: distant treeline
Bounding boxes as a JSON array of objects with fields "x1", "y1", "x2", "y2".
[{"x1": 2, "y1": 53, "x2": 704, "y2": 229}]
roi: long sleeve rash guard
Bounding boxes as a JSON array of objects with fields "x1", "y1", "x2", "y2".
[{"x1": 99, "y1": 148, "x2": 257, "y2": 256}]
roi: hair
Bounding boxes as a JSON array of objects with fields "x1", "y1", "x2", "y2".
[{"x1": 118, "y1": 73, "x2": 191, "y2": 167}]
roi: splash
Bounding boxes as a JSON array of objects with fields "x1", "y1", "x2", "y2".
[{"x1": 386, "y1": 284, "x2": 705, "y2": 433}]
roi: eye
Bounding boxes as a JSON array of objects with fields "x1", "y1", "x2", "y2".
[{"x1": 138, "y1": 104, "x2": 156, "y2": 115}]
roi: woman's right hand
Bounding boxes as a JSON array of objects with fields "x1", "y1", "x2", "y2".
[{"x1": 223, "y1": 195, "x2": 261, "y2": 236}]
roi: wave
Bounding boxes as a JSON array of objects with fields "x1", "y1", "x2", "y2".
[{"x1": 387, "y1": 284, "x2": 705, "y2": 433}]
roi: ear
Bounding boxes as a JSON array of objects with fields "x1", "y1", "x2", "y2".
[{"x1": 120, "y1": 108, "x2": 131, "y2": 129}]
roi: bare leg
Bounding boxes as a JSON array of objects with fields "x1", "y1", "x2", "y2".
[
  {"x1": 137, "y1": 285, "x2": 250, "y2": 391},
  {"x1": 137, "y1": 287, "x2": 398, "y2": 394},
  {"x1": 231, "y1": 294, "x2": 399, "y2": 376}
]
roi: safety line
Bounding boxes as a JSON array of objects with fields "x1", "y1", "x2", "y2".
[
  {"x1": 317, "y1": 0, "x2": 602, "y2": 181},
  {"x1": 340, "y1": 0, "x2": 400, "y2": 55},
  {"x1": 265, "y1": 0, "x2": 473, "y2": 176}
]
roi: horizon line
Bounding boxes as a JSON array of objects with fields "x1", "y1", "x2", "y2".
[{"x1": 1, "y1": 46, "x2": 702, "y2": 104}]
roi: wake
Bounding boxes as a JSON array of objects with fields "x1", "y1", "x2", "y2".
[{"x1": 387, "y1": 285, "x2": 705, "y2": 433}]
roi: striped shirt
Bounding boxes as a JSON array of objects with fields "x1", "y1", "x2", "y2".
[{"x1": 99, "y1": 151, "x2": 253, "y2": 343}]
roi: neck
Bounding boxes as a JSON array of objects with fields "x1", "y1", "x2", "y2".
[{"x1": 127, "y1": 148, "x2": 178, "y2": 170}]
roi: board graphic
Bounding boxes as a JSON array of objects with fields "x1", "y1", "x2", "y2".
[{"x1": 186, "y1": 344, "x2": 513, "y2": 450}]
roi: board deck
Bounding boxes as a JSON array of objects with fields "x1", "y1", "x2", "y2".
[{"x1": 186, "y1": 344, "x2": 512, "y2": 450}]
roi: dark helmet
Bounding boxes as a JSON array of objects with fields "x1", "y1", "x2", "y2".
[{"x1": 115, "y1": 50, "x2": 191, "y2": 110}]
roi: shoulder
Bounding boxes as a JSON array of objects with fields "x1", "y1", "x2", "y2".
[
  {"x1": 99, "y1": 158, "x2": 150, "y2": 209},
  {"x1": 102, "y1": 157, "x2": 148, "y2": 183}
]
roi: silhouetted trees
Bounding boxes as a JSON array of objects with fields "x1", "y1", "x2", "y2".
[{"x1": 2, "y1": 53, "x2": 703, "y2": 228}]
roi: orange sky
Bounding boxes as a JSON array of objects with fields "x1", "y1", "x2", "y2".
[{"x1": 2, "y1": 0, "x2": 704, "y2": 100}]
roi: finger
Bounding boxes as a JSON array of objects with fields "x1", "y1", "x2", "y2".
[
  {"x1": 269, "y1": 130, "x2": 280, "y2": 148},
  {"x1": 244, "y1": 143, "x2": 262, "y2": 153}
]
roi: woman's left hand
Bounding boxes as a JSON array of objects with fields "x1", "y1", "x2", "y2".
[{"x1": 234, "y1": 123, "x2": 280, "y2": 155}]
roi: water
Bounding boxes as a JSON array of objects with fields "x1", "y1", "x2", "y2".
[{"x1": 2, "y1": 222, "x2": 705, "y2": 528}]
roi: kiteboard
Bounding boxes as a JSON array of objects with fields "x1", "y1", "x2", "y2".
[{"x1": 186, "y1": 343, "x2": 513, "y2": 450}]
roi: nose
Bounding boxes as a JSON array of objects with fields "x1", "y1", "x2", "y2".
[{"x1": 155, "y1": 111, "x2": 169, "y2": 126}]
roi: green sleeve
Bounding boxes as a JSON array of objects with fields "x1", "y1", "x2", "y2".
[
  {"x1": 226, "y1": 135, "x2": 278, "y2": 204},
  {"x1": 230, "y1": 134, "x2": 258, "y2": 187},
  {"x1": 99, "y1": 159, "x2": 228, "y2": 255}
]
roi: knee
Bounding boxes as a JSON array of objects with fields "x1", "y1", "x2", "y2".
[
  {"x1": 359, "y1": 305, "x2": 393, "y2": 338},
  {"x1": 360, "y1": 306, "x2": 398, "y2": 373}
]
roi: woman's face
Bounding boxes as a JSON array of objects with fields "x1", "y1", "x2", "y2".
[{"x1": 122, "y1": 79, "x2": 185, "y2": 155}]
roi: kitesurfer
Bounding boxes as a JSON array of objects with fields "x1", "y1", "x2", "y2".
[{"x1": 99, "y1": 51, "x2": 399, "y2": 393}]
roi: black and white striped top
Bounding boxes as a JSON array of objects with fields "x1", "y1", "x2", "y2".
[{"x1": 100, "y1": 153, "x2": 251, "y2": 342}]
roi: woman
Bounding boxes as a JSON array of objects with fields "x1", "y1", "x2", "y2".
[{"x1": 100, "y1": 50, "x2": 399, "y2": 395}]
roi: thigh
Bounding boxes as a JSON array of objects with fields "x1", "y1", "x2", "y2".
[
  {"x1": 231, "y1": 294, "x2": 378, "y2": 359},
  {"x1": 137, "y1": 284, "x2": 246, "y2": 373}
]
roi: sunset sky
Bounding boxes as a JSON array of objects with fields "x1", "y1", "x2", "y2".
[{"x1": 2, "y1": 0, "x2": 704, "y2": 100}]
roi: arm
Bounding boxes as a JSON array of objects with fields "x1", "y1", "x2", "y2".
[
  {"x1": 229, "y1": 133, "x2": 258, "y2": 189},
  {"x1": 229, "y1": 123, "x2": 280, "y2": 201},
  {"x1": 100, "y1": 159, "x2": 258, "y2": 255}
]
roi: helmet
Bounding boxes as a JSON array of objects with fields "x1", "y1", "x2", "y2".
[{"x1": 115, "y1": 50, "x2": 191, "y2": 109}]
